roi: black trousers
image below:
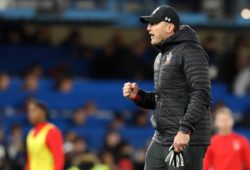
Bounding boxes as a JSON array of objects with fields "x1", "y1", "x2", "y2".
[{"x1": 144, "y1": 140, "x2": 207, "y2": 170}]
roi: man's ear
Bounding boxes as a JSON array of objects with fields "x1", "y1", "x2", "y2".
[{"x1": 166, "y1": 23, "x2": 175, "y2": 34}]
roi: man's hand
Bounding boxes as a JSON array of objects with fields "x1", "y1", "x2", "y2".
[
  {"x1": 173, "y1": 131, "x2": 190, "y2": 153},
  {"x1": 165, "y1": 145, "x2": 185, "y2": 168},
  {"x1": 123, "y1": 82, "x2": 139, "y2": 100}
]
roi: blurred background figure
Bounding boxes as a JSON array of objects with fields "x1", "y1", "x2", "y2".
[
  {"x1": 0, "y1": 73, "x2": 10, "y2": 92},
  {"x1": 25, "y1": 100, "x2": 64, "y2": 170},
  {"x1": 6, "y1": 124, "x2": 25, "y2": 170},
  {"x1": 22, "y1": 73, "x2": 39, "y2": 92},
  {"x1": 109, "y1": 113, "x2": 126, "y2": 130},
  {"x1": 130, "y1": 109, "x2": 150, "y2": 128},
  {"x1": 26, "y1": 65, "x2": 44, "y2": 79},
  {"x1": 64, "y1": 131, "x2": 77, "y2": 155},
  {"x1": 82, "y1": 101, "x2": 97, "y2": 116},
  {"x1": 203, "y1": 36, "x2": 222, "y2": 81},
  {"x1": 55, "y1": 76, "x2": 74, "y2": 93},
  {"x1": 0, "y1": 127, "x2": 10, "y2": 170},
  {"x1": 99, "y1": 151, "x2": 116, "y2": 170},
  {"x1": 70, "y1": 108, "x2": 87, "y2": 128},
  {"x1": 102, "y1": 130, "x2": 125, "y2": 160},
  {"x1": 203, "y1": 107, "x2": 250, "y2": 170}
]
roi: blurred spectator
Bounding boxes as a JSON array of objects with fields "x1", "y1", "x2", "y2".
[
  {"x1": 112, "y1": 33, "x2": 141, "y2": 79},
  {"x1": 117, "y1": 143, "x2": 134, "y2": 170},
  {"x1": 117, "y1": 46, "x2": 142, "y2": 80},
  {"x1": 102, "y1": 130, "x2": 126, "y2": 162},
  {"x1": 203, "y1": 35, "x2": 222, "y2": 80},
  {"x1": 233, "y1": 40, "x2": 250, "y2": 96},
  {"x1": 21, "y1": 26, "x2": 36, "y2": 44},
  {"x1": 26, "y1": 100, "x2": 64, "y2": 170},
  {"x1": 0, "y1": 127, "x2": 9, "y2": 170},
  {"x1": 130, "y1": 109, "x2": 149, "y2": 128},
  {"x1": 49, "y1": 63, "x2": 70, "y2": 80},
  {"x1": 203, "y1": 107, "x2": 250, "y2": 170},
  {"x1": 99, "y1": 151, "x2": 117, "y2": 170},
  {"x1": 130, "y1": 36, "x2": 156, "y2": 80},
  {"x1": 118, "y1": 158, "x2": 134, "y2": 170},
  {"x1": 61, "y1": 30, "x2": 83, "y2": 48},
  {"x1": 234, "y1": 67, "x2": 250, "y2": 96},
  {"x1": 109, "y1": 113, "x2": 125, "y2": 130},
  {"x1": 219, "y1": 37, "x2": 248, "y2": 85},
  {"x1": 93, "y1": 32, "x2": 136, "y2": 79},
  {"x1": 235, "y1": 40, "x2": 250, "y2": 70},
  {"x1": 83, "y1": 101, "x2": 97, "y2": 116},
  {"x1": 66, "y1": 137, "x2": 95, "y2": 170},
  {"x1": 64, "y1": 131, "x2": 77, "y2": 154},
  {"x1": 35, "y1": 27, "x2": 51, "y2": 45},
  {"x1": 72, "y1": 137, "x2": 89, "y2": 155},
  {"x1": 60, "y1": 30, "x2": 88, "y2": 57},
  {"x1": 67, "y1": 152, "x2": 99, "y2": 170},
  {"x1": 0, "y1": 73, "x2": 10, "y2": 92},
  {"x1": 55, "y1": 76, "x2": 74, "y2": 93},
  {"x1": 71, "y1": 108, "x2": 87, "y2": 127},
  {"x1": 92, "y1": 42, "x2": 118, "y2": 79},
  {"x1": 22, "y1": 73, "x2": 39, "y2": 92},
  {"x1": 4, "y1": 29, "x2": 22, "y2": 44},
  {"x1": 6, "y1": 124, "x2": 25, "y2": 170},
  {"x1": 25, "y1": 65, "x2": 44, "y2": 78},
  {"x1": 133, "y1": 149, "x2": 146, "y2": 170}
]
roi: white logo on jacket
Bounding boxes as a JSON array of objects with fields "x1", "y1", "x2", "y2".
[
  {"x1": 165, "y1": 52, "x2": 173, "y2": 64},
  {"x1": 232, "y1": 140, "x2": 240, "y2": 151}
]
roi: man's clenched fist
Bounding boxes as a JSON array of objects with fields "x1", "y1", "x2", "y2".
[{"x1": 123, "y1": 82, "x2": 139, "y2": 100}]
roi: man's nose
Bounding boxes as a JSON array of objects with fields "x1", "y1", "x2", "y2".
[{"x1": 147, "y1": 24, "x2": 152, "y2": 31}]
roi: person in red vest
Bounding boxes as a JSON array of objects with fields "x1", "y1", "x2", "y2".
[
  {"x1": 203, "y1": 107, "x2": 250, "y2": 170},
  {"x1": 25, "y1": 100, "x2": 64, "y2": 170}
]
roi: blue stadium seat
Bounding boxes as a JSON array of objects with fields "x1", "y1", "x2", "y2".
[
  {"x1": 211, "y1": 82, "x2": 229, "y2": 104},
  {"x1": 224, "y1": 95, "x2": 250, "y2": 114}
]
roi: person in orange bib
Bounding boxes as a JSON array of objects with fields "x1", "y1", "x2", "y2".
[
  {"x1": 203, "y1": 107, "x2": 250, "y2": 170},
  {"x1": 25, "y1": 100, "x2": 64, "y2": 170}
]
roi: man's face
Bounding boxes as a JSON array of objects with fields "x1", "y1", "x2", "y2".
[
  {"x1": 28, "y1": 103, "x2": 44, "y2": 125},
  {"x1": 214, "y1": 113, "x2": 234, "y2": 134},
  {"x1": 147, "y1": 21, "x2": 174, "y2": 45}
]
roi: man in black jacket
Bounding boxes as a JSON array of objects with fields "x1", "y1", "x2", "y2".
[{"x1": 123, "y1": 5, "x2": 211, "y2": 170}]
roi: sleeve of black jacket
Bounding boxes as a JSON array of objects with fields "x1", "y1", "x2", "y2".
[
  {"x1": 133, "y1": 90, "x2": 155, "y2": 110},
  {"x1": 179, "y1": 44, "x2": 211, "y2": 132}
]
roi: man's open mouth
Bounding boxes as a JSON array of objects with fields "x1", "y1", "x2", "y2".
[{"x1": 150, "y1": 33, "x2": 154, "y2": 39}]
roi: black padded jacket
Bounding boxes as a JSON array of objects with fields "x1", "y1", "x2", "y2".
[{"x1": 134, "y1": 25, "x2": 211, "y2": 145}]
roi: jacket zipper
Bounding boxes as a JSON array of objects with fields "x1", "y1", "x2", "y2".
[{"x1": 155, "y1": 53, "x2": 165, "y2": 130}]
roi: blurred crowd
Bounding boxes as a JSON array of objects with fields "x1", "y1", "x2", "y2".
[
  {"x1": 204, "y1": 35, "x2": 250, "y2": 96},
  {"x1": 5, "y1": 0, "x2": 242, "y2": 18},
  {"x1": 0, "y1": 26, "x2": 250, "y2": 96},
  {"x1": 0, "y1": 96, "x2": 151, "y2": 170},
  {"x1": 0, "y1": 126, "x2": 148, "y2": 170},
  {"x1": 0, "y1": 26, "x2": 156, "y2": 80},
  {"x1": 0, "y1": 96, "x2": 248, "y2": 170}
]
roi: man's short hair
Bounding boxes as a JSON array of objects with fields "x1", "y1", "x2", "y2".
[
  {"x1": 213, "y1": 107, "x2": 233, "y2": 118},
  {"x1": 34, "y1": 100, "x2": 49, "y2": 120},
  {"x1": 173, "y1": 25, "x2": 179, "y2": 33}
]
